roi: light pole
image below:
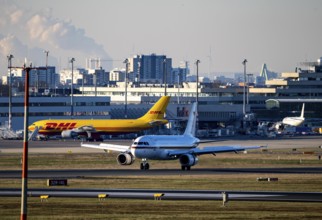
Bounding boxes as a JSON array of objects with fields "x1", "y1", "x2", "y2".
[
  {"x1": 124, "y1": 59, "x2": 129, "y2": 119},
  {"x1": 195, "y1": 59, "x2": 200, "y2": 133},
  {"x1": 70, "y1": 58, "x2": 75, "y2": 117},
  {"x1": 242, "y1": 59, "x2": 247, "y2": 116},
  {"x1": 82, "y1": 71, "x2": 85, "y2": 96},
  {"x1": 36, "y1": 69, "x2": 39, "y2": 94},
  {"x1": 94, "y1": 71, "x2": 97, "y2": 97},
  {"x1": 246, "y1": 73, "x2": 253, "y2": 105},
  {"x1": 195, "y1": 60, "x2": 200, "y2": 105},
  {"x1": 177, "y1": 71, "x2": 180, "y2": 104},
  {"x1": 10, "y1": 64, "x2": 46, "y2": 220},
  {"x1": 136, "y1": 61, "x2": 140, "y2": 86},
  {"x1": 44, "y1": 50, "x2": 49, "y2": 90},
  {"x1": 21, "y1": 65, "x2": 30, "y2": 220},
  {"x1": 7, "y1": 54, "x2": 14, "y2": 131},
  {"x1": 163, "y1": 58, "x2": 167, "y2": 96}
]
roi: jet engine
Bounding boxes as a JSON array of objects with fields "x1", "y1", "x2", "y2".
[
  {"x1": 179, "y1": 154, "x2": 198, "y2": 167},
  {"x1": 117, "y1": 153, "x2": 135, "y2": 165},
  {"x1": 61, "y1": 130, "x2": 78, "y2": 139}
]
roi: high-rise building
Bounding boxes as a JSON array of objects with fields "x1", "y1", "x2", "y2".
[
  {"x1": 172, "y1": 61, "x2": 189, "y2": 85},
  {"x1": 88, "y1": 68, "x2": 109, "y2": 86},
  {"x1": 2, "y1": 66, "x2": 59, "y2": 91},
  {"x1": 29, "y1": 66, "x2": 58, "y2": 89},
  {"x1": 109, "y1": 68, "x2": 125, "y2": 82},
  {"x1": 60, "y1": 68, "x2": 83, "y2": 86},
  {"x1": 128, "y1": 54, "x2": 172, "y2": 84}
]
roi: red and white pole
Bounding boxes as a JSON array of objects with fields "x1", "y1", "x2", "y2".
[{"x1": 21, "y1": 67, "x2": 30, "y2": 220}]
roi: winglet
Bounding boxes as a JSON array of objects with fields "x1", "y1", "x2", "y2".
[
  {"x1": 300, "y1": 103, "x2": 305, "y2": 118},
  {"x1": 183, "y1": 102, "x2": 197, "y2": 136},
  {"x1": 139, "y1": 96, "x2": 170, "y2": 120}
]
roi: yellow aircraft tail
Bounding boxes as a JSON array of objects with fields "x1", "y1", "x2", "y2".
[{"x1": 139, "y1": 96, "x2": 170, "y2": 121}]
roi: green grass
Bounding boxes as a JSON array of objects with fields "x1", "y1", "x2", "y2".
[
  {"x1": 1, "y1": 148, "x2": 322, "y2": 170},
  {"x1": 1, "y1": 198, "x2": 322, "y2": 220}
]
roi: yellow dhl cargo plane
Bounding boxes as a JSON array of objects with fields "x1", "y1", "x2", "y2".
[{"x1": 28, "y1": 96, "x2": 170, "y2": 141}]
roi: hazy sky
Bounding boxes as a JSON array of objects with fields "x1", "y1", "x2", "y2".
[{"x1": 1, "y1": 0, "x2": 322, "y2": 78}]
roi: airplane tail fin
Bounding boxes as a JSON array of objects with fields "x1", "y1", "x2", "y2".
[
  {"x1": 139, "y1": 96, "x2": 170, "y2": 121},
  {"x1": 183, "y1": 102, "x2": 197, "y2": 136},
  {"x1": 300, "y1": 103, "x2": 305, "y2": 118}
]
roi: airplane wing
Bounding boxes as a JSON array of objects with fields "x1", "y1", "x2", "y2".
[
  {"x1": 81, "y1": 143, "x2": 130, "y2": 152},
  {"x1": 168, "y1": 145, "x2": 263, "y2": 157}
]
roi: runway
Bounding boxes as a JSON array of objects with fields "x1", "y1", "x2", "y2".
[
  {"x1": 1, "y1": 136, "x2": 321, "y2": 206},
  {"x1": 1, "y1": 135, "x2": 322, "y2": 153},
  {"x1": 1, "y1": 135, "x2": 322, "y2": 177},
  {"x1": 1, "y1": 167, "x2": 322, "y2": 179},
  {"x1": 1, "y1": 188, "x2": 321, "y2": 202}
]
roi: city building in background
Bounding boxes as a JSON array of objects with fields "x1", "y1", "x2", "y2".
[{"x1": 1, "y1": 55, "x2": 322, "y2": 136}]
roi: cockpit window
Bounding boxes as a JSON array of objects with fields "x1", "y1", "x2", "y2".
[{"x1": 137, "y1": 142, "x2": 149, "y2": 145}]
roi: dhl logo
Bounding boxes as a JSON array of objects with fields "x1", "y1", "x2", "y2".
[
  {"x1": 149, "y1": 111, "x2": 163, "y2": 115},
  {"x1": 44, "y1": 122, "x2": 77, "y2": 130}
]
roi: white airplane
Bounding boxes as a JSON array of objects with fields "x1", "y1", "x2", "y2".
[
  {"x1": 81, "y1": 102, "x2": 263, "y2": 170},
  {"x1": 282, "y1": 103, "x2": 305, "y2": 127}
]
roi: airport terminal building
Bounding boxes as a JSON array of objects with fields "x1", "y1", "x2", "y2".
[{"x1": 1, "y1": 57, "x2": 322, "y2": 132}]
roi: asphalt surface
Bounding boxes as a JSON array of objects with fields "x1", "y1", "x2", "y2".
[
  {"x1": 1, "y1": 135, "x2": 322, "y2": 153},
  {"x1": 1, "y1": 167, "x2": 322, "y2": 179},
  {"x1": 0, "y1": 136, "x2": 322, "y2": 178},
  {"x1": 1, "y1": 135, "x2": 322, "y2": 177},
  {"x1": 1, "y1": 188, "x2": 321, "y2": 202},
  {"x1": 1, "y1": 136, "x2": 322, "y2": 203}
]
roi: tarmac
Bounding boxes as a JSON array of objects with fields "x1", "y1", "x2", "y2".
[{"x1": 1, "y1": 134, "x2": 322, "y2": 154}]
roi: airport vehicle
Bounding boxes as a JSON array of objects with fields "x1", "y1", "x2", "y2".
[
  {"x1": 81, "y1": 102, "x2": 262, "y2": 170},
  {"x1": 28, "y1": 96, "x2": 170, "y2": 141},
  {"x1": 282, "y1": 103, "x2": 305, "y2": 127}
]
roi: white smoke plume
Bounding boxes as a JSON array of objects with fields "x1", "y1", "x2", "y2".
[{"x1": 0, "y1": 2, "x2": 111, "y2": 76}]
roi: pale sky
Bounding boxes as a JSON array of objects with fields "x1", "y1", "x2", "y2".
[{"x1": 1, "y1": 0, "x2": 322, "y2": 78}]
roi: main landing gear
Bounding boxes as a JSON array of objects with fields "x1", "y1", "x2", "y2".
[
  {"x1": 181, "y1": 165, "x2": 191, "y2": 171},
  {"x1": 140, "y1": 158, "x2": 150, "y2": 170}
]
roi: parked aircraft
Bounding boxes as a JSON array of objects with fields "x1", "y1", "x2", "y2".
[
  {"x1": 282, "y1": 103, "x2": 305, "y2": 127},
  {"x1": 28, "y1": 96, "x2": 170, "y2": 141},
  {"x1": 81, "y1": 102, "x2": 263, "y2": 170}
]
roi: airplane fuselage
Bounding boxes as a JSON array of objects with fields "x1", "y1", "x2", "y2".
[
  {"x1": 28, "y1": 96, "x2": 170, "y2": 140},
  {"x1": 282, "y1": 117, "x2": 304, "y2": 127},
  {"x1": 130, "y1": 135, "x2": 199, "y2": 160},
  {"x1": 30, "y1": 118, "x2": 164, "y2": 136},
  {"x1": 281, "y1": 103, "x2": 305, "y2": 127}
]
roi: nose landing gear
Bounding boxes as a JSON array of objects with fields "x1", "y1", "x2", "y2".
[
  {"x1": 140, "y1": 158, "x2": 150, "y2": 170},
  {"x1": 181, "y1": 165, "x2": 191, "y2": 171}
]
